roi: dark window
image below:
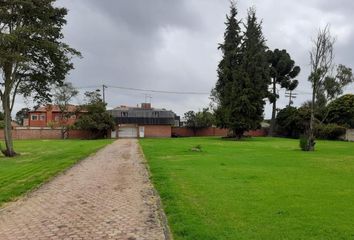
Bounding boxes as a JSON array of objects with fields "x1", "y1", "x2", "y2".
[
  {"x1": 31, "y1": 114, "x2": 38, "y2": 121},
  {"x1": 121, "y1": 112, "x2": 128, "y2": 117},
  {"x1": 153, "y1": 112, "x2": 159, "y2": 117}
]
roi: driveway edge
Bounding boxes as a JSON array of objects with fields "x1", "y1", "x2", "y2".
[{"x1": 138, "y1": 142, "x2": 173, "y2": 240}]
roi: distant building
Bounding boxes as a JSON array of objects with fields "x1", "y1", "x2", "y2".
[
  {"x1": 25, "y1": 104, "x2": 86, "y2": 128},
  {"x1": 109, "y1": 103, "x2": 179, "y2": 138}
]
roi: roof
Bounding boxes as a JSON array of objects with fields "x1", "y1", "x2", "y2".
[
  {"x1": 109, "y1": 104, "x2": 178, "y2": 125},
  {"x1": 31, "y1": 104, "x2": 86, "y2": 113}
]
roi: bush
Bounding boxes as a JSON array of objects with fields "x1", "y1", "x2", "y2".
[
  {"x1": 315, "y1": 124, "x2": 346, "y2": 140},
  {"x1": 299, "y1": 135, "x2": 309, "y2": 151}
]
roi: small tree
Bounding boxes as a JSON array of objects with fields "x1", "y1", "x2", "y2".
[
  {"x1": 267, "y1": 49, "x2": 300, "y2": 136},
  {"x1": 184, "y1": 109, "x2": 215, "y2": 135},
  {"x1": 0, "y1": 1, "x2": 80, "y2": 156},
  {"x1": 15, "y1": 108, "x2": 30, "y2": 125},
  {"x1": 53, "y1": 82, "x2": 78, "y2": 139},
  {"x1": 75, "y1": 90, "x2": 115, "y2": 139}
]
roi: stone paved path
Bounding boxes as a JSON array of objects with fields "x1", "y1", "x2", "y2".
[{"x1": 0, "y1": 139, "x2": 167, "y2": 240}]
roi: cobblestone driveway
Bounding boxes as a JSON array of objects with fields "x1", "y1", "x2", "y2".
[{"x1": 0, "y1": 139, "x2": 168, "y2": 240}]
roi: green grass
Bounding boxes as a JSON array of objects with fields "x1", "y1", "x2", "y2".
[
  {"x1": 140, "y1": 137, "x2": 354, "y2": 240},
  {"x1": 0, "y1": 139, "x2": 113, "y2": 206}
]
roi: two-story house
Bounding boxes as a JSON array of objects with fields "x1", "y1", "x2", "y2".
[{"x1": 109, "y1": 103, "x2": 179, "y2": 138}]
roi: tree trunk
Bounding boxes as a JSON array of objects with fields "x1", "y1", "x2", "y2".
[
  {"x1": 269, "y1": 79, "x2": 277, "y2": 136},
  {"x1": 307, "y1": 83, "x2": 316, "y2": 151},
  {"x1": 2, "y1": 95, "x2": 16, "y2": 157}
]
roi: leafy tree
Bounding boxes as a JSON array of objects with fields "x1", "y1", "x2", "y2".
[
  {"x1": 15, "y1": 107, "x2": 30, "y2": 125},
  {"x1": 0, "y1": 0, "x2": 81, "y2": 156},
  {"x1": 75, "y1": 90, "x2": 115, "y2": 139},
  {"x1": 267, "y1": 49, "x2": 300, "y2": 136},
  {"x1": 276, "y1": 106, "x2": 310, "y2": 138},
  {"x1": 184, "y1": 108, "x2": 215, "y2": 135},
  {"x1": 212, "y1": 4, "x2": 269, "y2": 138},
  {"x1": 326, "y1": 94, "x2": 354, "y2": 128},
  {"x1": 53, "y1": 82, "x2": 78, "y2": 139},
  {"x1": 306, "y1": 26, "x2": 353, "y2": 151}
]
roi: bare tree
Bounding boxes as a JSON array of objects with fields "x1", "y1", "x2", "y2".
[
  {"x1": 53, "y1": 82, "x2": 78, "y2": 139},
  {"x1": 307, "y1": 25, "x2": 335, "y2": 151}
]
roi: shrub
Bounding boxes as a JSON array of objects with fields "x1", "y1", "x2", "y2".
[
  {"x1": 315, "y1": 124, "x2": 346, "y2": 140},
  {"x1": 299, "y1": 135, "x2": 310, "y2": 151}
]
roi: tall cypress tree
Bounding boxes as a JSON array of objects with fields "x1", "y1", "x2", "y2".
[
  {"x1": 212, "y1": 1, "x2": 243, "y2": 137},
  {"x1": 213, "y1": 5, "x2": 269, "y2": 138},
  {"x1": 237, "y1": 8, "x2": 269, "y2": 136}
]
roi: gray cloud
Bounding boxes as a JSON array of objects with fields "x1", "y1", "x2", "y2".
[{"x1": 14, "y1": 0, "x2": 354, "y2": 118}]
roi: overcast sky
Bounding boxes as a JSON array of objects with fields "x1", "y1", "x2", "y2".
[{"x1": 15, "y1": 0, "x2": 354, "y2": 118}]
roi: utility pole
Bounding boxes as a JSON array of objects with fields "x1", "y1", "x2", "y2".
[
  {"x1": 102, "y1": 84, "x2": 107, "y2": 104},
  {"x1": 285, "y1": 90, "x2": 297, "y2": 106}
]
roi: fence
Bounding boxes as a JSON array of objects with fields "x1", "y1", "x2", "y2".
[
  {"x1": 172, "y1": 127, "x2": 267, "y2": 137},
  {"x1": 0, "y1": 128, "x2": 92, "y2": 140}
]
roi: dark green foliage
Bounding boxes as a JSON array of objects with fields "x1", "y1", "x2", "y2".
[
  {"x1": 315, "y1": 124, "x2": 346, "y2": 140},
  {"x1": 0, "y1": 0, "x2": 81, "y2": 156},
  {"x1": 75, "y1": 90, "x2": 115, "y2": 139},
  {"x1": 276, "y1": 106, "x2": 312, "y2": 138},
  {"x1": 267, "y1": 49, "x2": 300, "y2": 135},
  {"x1": 213, "y1": 4, "x2": 269, "y2": 138},
  {"x1": 299, "y1": 135, "x2": 310, "y2": 151},
  {"x1": 326, "y1": 94, "x2": 354, "y2": 128},
  {"x1": 15, "y1": 108, "x2": 30, "y2": 125},
  {"x1": 212, "y1": 2, "x2": 243, "y2": 134},
  {"x1": 184, "y1": 109, "x2": 215, "y2": 134}
]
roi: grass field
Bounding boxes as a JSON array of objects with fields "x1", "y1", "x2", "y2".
[
  {"x1": 0, "y1": 139, "x2": 113, "y2": 206},
  {"x1": 140, "y1": 137, "x2": 354, "y2": 240}
]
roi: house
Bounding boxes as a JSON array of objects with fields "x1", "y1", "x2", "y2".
[
  {"x1": 109, "y1": 103, "x2": 179, "y2": 138},
  {"x1": 25, "y1": 104, "x2": 86, "y2": 128}
]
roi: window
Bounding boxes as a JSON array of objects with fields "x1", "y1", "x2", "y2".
[
  {"x1": 153, "y1": 112, "x2": 159, "y2": 117},
  {"x1": 31, "y1": 114, "x2": 38, "y2": 121},
  {"x1": 121, "y1": 112, "x2": 128, "y2": 117},
  {"x1": 54, "y1": 115, "x2": 59, "y2": 121},
  {"x1": 40, "y1": 114, "x2": 46, "y2": 121}
]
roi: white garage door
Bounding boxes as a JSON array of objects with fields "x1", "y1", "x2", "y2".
[{"x1": 118, "y1": 127, "x2": 138, "y2": 138}]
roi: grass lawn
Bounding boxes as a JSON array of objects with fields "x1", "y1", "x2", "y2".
[
  {"x1": 140, "y1": 137, "x2": 354, "y2": 240},
  {"x1": 0, "y1": 139, "x2": 113, "y2": 206}
]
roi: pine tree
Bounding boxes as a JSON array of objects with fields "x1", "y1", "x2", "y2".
[
  {"x1": 213, "y1": 5, "x2": 269, "y2": 138},
  {"x1": 212, "y1": 1, "x2": 243, "y2": 137},
  {"x1": 267, "y1": 49, "x2": 300, "y2": 136},
  {"x1": 236, "y1": 8, "x2": 269, "y2": 136}
]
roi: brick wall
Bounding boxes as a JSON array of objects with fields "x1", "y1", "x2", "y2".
[
  {"x1": 0, "y1": 128, "x2": 92, "y2": 140},
  {"x1": 172, "y1": 127, "x2": 267, "y2": 137},
  {"x1": 143, "y1": 125, "x2": 171, "y2": 138}
]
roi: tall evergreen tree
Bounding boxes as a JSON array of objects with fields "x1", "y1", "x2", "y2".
[
  {"x1": 236, "y1": 8, "x2": 269, "y2": 135},
  {"x1": 212, "y1": 5, "x2": 269, "y2": 138},
  {"x1": 212, "y1": 1, "x2": 243, "y2": 136}
]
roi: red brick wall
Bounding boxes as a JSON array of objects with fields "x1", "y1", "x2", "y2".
[
  {"x1": 172, "y1": 127, "x2": 267, "y2": 137},
  {"x1": 143, "y1": 125, "x2": 171, "y2": 138},
  {"x1": 0, "y1": 129, "x2": 92, "y2": 140}
]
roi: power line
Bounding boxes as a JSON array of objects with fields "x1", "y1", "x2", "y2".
[{"x1": 74, "y1": 84, "x2": 210, "y2": 95}]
